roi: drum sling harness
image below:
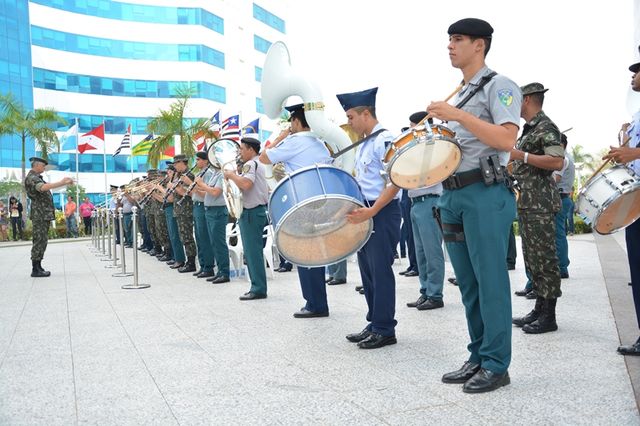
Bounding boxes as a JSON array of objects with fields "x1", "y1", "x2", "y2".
[{"x1": 330, "y1": 129, "x2": 386, "y2": 160}]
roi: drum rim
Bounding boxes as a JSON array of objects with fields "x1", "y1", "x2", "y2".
[
  {"x1": 271, "y1": 194, "x2": 373, "y2": 267},
  {"x1": 268, "y1": 163, "x2": 353, "y2": 203},
  {"x1": 590, "y1": 180, "x2": 640, "y2": 235},
  {"x1": 206, "y1": 137, "x2": 240, "y2": 168},
  {"x1": 385, "y1": 138, "x2": 462, "y2": 189}
]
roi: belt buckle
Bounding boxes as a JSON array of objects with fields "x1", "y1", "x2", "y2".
[{"x1": 448, "y1": 174, "x2": 462, "y2": 189}]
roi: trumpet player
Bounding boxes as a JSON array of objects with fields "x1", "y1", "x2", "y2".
[
  {"x1": 159, "y1": 164, "x2": 186, "y2": 269},
  {"x1": 224, "y1": 137, "x2": 269, "y2": 300},
  {"x1": 259, "y1": 103, "x2": 332, "y2": 318},
  {"x1": 181, "y1": 152, "x2": 215, "y2": 278},
  {"x1": 119, "y1": 184, "x2": 136, "y2": 248},
  {"x1": 172, "y1": 154, "x2": 197, "y2": 273}
]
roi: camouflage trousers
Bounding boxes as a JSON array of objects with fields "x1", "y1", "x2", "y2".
[
  {"x1": 175, "y1": 213, "x2": 196, "y2": 257},
  {"x1": 31, "y1": 219, "x2": 50, "y2": 261},
  {"x1": 519, "y1": 211, "x2": 562, "y2": 299},
  {"x1": 145, "y1": 209, "x2": 159, "y2": 248},
  {"x1": 153, "y1": 210, "x2": 170, "y2": 249}
]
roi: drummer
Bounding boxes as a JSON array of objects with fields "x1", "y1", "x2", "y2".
[
  {"x1": 338, "y1": 87, "x2": 402, "y2": 349},
  {"x1": 259, "y1": 103, "x2": 333, "y2": 318},
  {"x1": 224, "y1": 137, "x2": 269, "y2": 300},
  {"x1": 426, "y1": 18, "x2": 521, "y2": 393}
]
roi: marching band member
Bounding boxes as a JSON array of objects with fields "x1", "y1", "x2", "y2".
[
  {"x1": 159, "y1": 163, "x2": 186, "y2": 268},
  {"x1": 181, "y1": 152, "x2": 215, "y2": 278},
  {"x1": 151, "y1": 171, "x2": 172, "y2": 262},
  {"x1": 427, "y1": 18, "x2": 521, "y2": 393},
  {"x1": 195, "y1": 156, "x2": 231, "y2": 284},
  {"x1": 337, "y1": 87, "x2": 402, "y2": 349},
  {"x1": 173, "y1": 154, "x2": 197, "y2": 273},
  {"x1": 259, "y1": 103, "x2": 333, "y2": 318},
  {"x1": 119, "y1": 184, "x2": 135, "y2": 248},
  {"x1": 224, "y1": 137, "x2": 269, "y2": 300}
]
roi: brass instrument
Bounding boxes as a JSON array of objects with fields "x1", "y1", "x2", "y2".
[
  {"x1": 139, "y1": 175, "x2": 169, "y2": 207},
  {"x1": 161, "y1": 164, "x2": 198, "y2": 209}
]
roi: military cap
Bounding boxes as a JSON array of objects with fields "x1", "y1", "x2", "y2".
[
  {"x1": 285, "y1": 103, "x2": 304, "y2": 114},
  {"x1": 409, "y1": 111, "x2": 428, "y2": 125},
  {"x1": 195, "y1": 151, "x2": 208, "y2": 160},
  {"x1": 241, "y1": 137, "x2": 261, "y2": 148},
  {"x1": 630, "y1": 45, "x2": 640, "y2": 73},
  {"x1": 521, "y1": 82, "x2": 549, "y2": 96},
  {"x1": 173, "y1": 154, "x2": 188, "y2": 163},
  {"x1": 29, "y1": 156, "x2": 48, "y2": 166},
  {"x1": 119, "y1": 185, "x2": 126, "y2": 190},
  {"x1": 336, "y1": 87, "x2": 378, "y2": 111},
  {"x1": 109, "y1": 184, "x2": 118, "y2": 190},
  {"x1": 448, "y1": 18, "x2": 493, "y2": 37}
]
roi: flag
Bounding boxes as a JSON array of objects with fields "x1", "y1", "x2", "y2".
[
  {"x1": 193, "y1": 130, "x2": 207, "y2": 151},
  {"x1": 113, "y1": 124, "x2": 131, "y2": 157},
  {"x1": 60, "y1": 123, "x2": 78, "y2": 151},
  {"x1": 242, "y1": 118, "x2": 260, "y2": 136},
  {"x1": 78, "y1": 124, "x2": 105, "y2": 154},
  {"x1": 221, "y1": 114, "x2": 240, "y2": 141},
  {"x1": 161, "y1": 140, "x2": 175, "y2": 160},
  {"x1": 210, "y1": 110, "x2": 220, "y2": 126},
  {"x1": 131, "y1": 134, "x2": 155, "y2": 156}
]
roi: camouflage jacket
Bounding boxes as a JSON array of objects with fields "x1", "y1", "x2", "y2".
[
  {"x1": 172, "y1": 172, "x2": 194, "y2": 216},
  {"x1": 24, "y1": 169, "x2": 55, "y2": 221},
  {"x1": 513, "y1": 110, "x2": 564, "y2": 213}
]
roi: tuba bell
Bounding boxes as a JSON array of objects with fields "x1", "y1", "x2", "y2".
[{"x1": 261, "y1": 41, "x2": 355, "y2": 184}]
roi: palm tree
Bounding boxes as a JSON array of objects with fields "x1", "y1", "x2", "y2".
[
  {"x1": 145, "y1": 86, "x2": 213, "y2": 167},
  {"x1": 0, "y1": 93, "x2": 67, "y2": 204}
]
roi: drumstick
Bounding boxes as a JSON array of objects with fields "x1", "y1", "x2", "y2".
[
  {"x1": 418, "y1": 83, "x2": 464, "y2": 126},
  {"x1": 585, "y1": 137, "x2": 632, "y2": 185}
]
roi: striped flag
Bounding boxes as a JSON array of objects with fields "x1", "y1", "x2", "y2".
[
  {"x1": 113, "y1": 124, "x2": 131, "y2": 156},
  {"x1": 131, "y1": 134, "x2": 155, "y2": 156},
  {"x1": 221, "y1": 114, "x2": 240, "y2": 141}
]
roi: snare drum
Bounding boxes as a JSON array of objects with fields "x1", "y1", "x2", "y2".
[
  {"x1": 269, "y1": 165, "x2": 373, "y2": 267},
  {"x1": 383, "y1": 124, "x2": 461, "y2": 189},
  {"x1": 576, "y1": 165, "x2": 640, "y2": 234}
]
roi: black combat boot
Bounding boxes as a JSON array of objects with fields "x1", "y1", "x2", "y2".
[
  {"x1": 159, "y1": 248, "x2": 172, "y2": 262},
  {"x1": 523, "y1": 298, "x2": 558, "y2": 334},
  {"x1": 178, "y1": 256, "x2": 196, "y2": 273},
  {"x1": 31, "y1": 260, "x2": 50, "y2": 278},
  {"x1": 512, "y1": 296, "x2": 543, "y2": 327}
]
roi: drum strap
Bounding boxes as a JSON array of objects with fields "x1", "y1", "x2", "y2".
[
  {"x1": 331, "y1": 129, "x2": 386, "y2": 160},
  {"x1": 454, "y1": 72, "x2": 497, "y2": 110},
  {"x1": 432, "y1": 206, "x2": 466, "y2": 242}
]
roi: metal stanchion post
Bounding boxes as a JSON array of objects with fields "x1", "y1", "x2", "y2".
[
  {"x1": 100, "y1": 209, "x2": 107, "y2": 255},
  {"x1": 90, "y1": 211, "x2": 96, "y2": 250},
  {"x1": 122, "y1": 206, "x2": 149, "y2": 289},
  {"x1": 102, "y1": 210, "x2": 113, "y2": 261},
  {"x1": 113, "y1": 207, "x2": 133, "y2": 277},
  {"x1": 105, "y1": 210, "x2": 119, "y2": 268}
]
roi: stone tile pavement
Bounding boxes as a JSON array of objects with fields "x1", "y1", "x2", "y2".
[{"x1": 0, "y1": 234, "x2": 638, "y2": 425}]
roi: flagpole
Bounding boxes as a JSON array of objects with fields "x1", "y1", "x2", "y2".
[
  {"x1": 74, "y1": 118, "x2": 79, "y2": 224},
  {"x1": 129, "y1": 125, "x2": 134, "y2": 180},
  {"x1": 102, "y1": 120, "x2": 107, "y2": 207}
]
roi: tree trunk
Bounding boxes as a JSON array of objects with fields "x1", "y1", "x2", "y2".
[{"x1": 20, "y1": 133, "x2": 26, "y2": 210}]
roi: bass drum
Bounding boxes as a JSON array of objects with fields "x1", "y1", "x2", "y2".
[
  {"x1": 384, "y1": 124, "x2": 461, "y2": 189},
  {"x1": 576, "y1": 165, "x2": 640, "y2": 234},
  {"x1": 269, "y1": 165, "x2": 372, "y2": 267}
]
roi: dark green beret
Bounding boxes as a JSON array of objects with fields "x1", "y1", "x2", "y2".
[
  {"x1": 448, "y1": 18, "x2": 493, "y2": 37},
  {"x1": 173, "y1": 154, "x2": 188, "y2": 163},
  {"x1": 195, "y1": 151, "x2": 207, "y2": 160}
]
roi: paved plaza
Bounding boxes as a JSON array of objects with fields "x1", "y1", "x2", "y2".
[{"x1": 0, "y1": 233, "x2": 639, "y2": 425}]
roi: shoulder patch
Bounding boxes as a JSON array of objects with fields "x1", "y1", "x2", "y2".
[
  {"x1": 242, "y1": 164, "x2": 251, "y2": 174},
  {"x1": 497, "y1": 89, "x2": 513, "y2": 107}
]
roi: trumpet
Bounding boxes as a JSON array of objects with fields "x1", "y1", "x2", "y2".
[
  {"x1": 139, "y1": 175, "x2": 169, "y2": 207},
  {"x1": 177, "y1": 165, "x2": 211, "y2": 206}
]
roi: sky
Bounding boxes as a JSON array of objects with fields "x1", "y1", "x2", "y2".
[{"x1": 284, "y1": 0, "x2": 640, "y2": 158}]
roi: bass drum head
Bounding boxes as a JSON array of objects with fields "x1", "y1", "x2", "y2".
[
  {"x1": 593, "y1": 184, "x2": 640, "y2": 234},
  {"x1": 207, "y1": 138, "x2": 239, "y2": 168},
  {"x1": 274, "y1": 195, "x2": 372, "y2": 267},
  {"x1": 388, "y1": 137, "x2": 461, "y2": 189}
]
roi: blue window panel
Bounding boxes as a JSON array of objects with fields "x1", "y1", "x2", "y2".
[
  {"x1": 32, "y1": 68, "x2": 226, "y2": 102},
  {"x1": 48, "y1": 152, "x2": 150, "y2": 173},
  {"x1": 56, "y1": 112, "x2": 204, "y2": 135},
  {"x1": 255, "y1": 97, "x2": 264, "y2": 114},
  {"x1": 31, "y1": 26, "x2": 225, "y2": 69},
  {"x1": 252, "y1": 3, "x2": 285, "y2": 33},
  {"x1": 30, "y1": 0, "x2": 224, "y2": 35},
  {"x1": 253, "y1": 35, "x2": 271, "y2": 54},
  {"x1": 255, "y1": 66, "x2": 262, "y2": 82}
]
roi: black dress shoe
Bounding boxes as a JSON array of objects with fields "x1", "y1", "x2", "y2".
[
  {"x1": 462, "y1": 368, "x2": 510, "y2": 393},
  {"x1": 197, "y1": 271, "x2": 215, "y2": 278},
  {"x1": 325, "y1": 276, "x2": 333, "y2": 284},
  {"x1": 560, "y1": 271, "x2": 569, "y2": 279},
  {"x1": 416, "y1": 298, "x2": 444, "y2": 310},
  {"x1": 507, "y1": 264, "x2": 516, "y2": 271},
  {"x1": 407, "y1": 294, "x2": 428, "y2": 308},
  {"x1": 447, "y1": 277, "x2": 458, "y2": 286},
  {"x1": 399, "y1": 269, "x2": 411, "y2": 276},
  {"x1": 442, "y1": 361, "x2": 481, "y2": 384},
  {"x1": 346, "y1": 328, "x2": 371, "y2": 343},
  {"x1": 618, "y1": 337, "x2": 640, "y2": 356},
  {"x1": 166, "y1": 260, "x2": 175, "y2": 266},
  {"x1": 210, "y1": 276, "x2": 230, "y2": 284},
  {"x1": 193, "y1": 269, "x2": 203, "y2": 276},
  {"x1": 327, "y1": 278, "x2": 346, "y2": 285},
  {"x1": 170, "y1": 262, "x2": 184, "y2": 269},
  {"x1": 293, "y1": 308, "x2": 329, "y2": 318},
  {"x1": 158, "y1": 254, "x2": 171, "y2": 262},
  {"x1": 404, "y1": 270, "x2": 419, "y2": 277},
  {"x1": 355, "y1": 285, "x2": 363, "y2": 292},
  {"x1": 514, "y1": 287, "x2": 531, "y2": 296},
  {"x1": 358, "y1": 288, "x2": 365, "y2": 294},
  {"x1": 276, "y1": 267, "x2": 292, "y2": 273},
  {"x1": 357, "y1": 333, "x2": 397, "y2": 349},
  {"x1": 239, "y1": 292, "x2": 267, "y2": 300}
]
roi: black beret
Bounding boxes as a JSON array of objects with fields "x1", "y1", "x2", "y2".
[
  {"x1": 409, "y1": 111, "x2": 428, "y2": 125},
  {"x1": 630, "y1": 45, "x2": 640, "y2": 73},
  {"x1": 109, "y1": 184, "x2": 118, "y2": 190},
  {"x1": 448, "y1": 18, "x2": 493, "y2": 37},
  {"x1": 29, "y1": 156, "x2": 48, "y2": 166},
  {"x1": 241, "y1": 137, "x2": 261, "y2": 147},
  {"x1": 195, "y1": 151, "x2": 207, "y2": 160}
]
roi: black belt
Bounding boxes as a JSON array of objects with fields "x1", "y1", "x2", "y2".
[
  {"x1": 204, "y1": 205, "x2": 226, "y2": 210},
  {"x1": 245, "y1": 204, "x2": 267, "y2": 210},
  {"x1": 411, "y1": 194, "x2": 440, "y2": 203},
  {"x1": 193, "y1": 201, "x2": 204, "y2": 206},
  {"x1": 560, "y1": 193, "x2": 570, "y2": 199},
  {"x1": 442, "y1": 169, "x2": 485, "y2": 190}
]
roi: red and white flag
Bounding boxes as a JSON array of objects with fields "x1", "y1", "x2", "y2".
[{"x1": 78, "y1": 124, "x2": 105, "y2": 153}]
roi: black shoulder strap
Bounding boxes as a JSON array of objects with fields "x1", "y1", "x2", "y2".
[
  {"x1": 331, "y1": 128, "x2": 386, "y2": 159},
  {"x1": 454, "y1": 71, "x2": 497, "y2": 110}
]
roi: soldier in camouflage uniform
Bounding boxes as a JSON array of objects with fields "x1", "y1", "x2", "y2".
[
  {"x1": 144, "y1": 170, "x2": 161, "y2": 255},
  {"x1": 23, "y1": 157, "x2": 73, "y2": 277},
  {"x1": 152, "y1": 171, "x2": 172, "y2": 261},
  {"x1": 510, "y1": 83, "x2": 565, "y2": 334},
  {"x1": 172, "y1": 154, "x2": 197, "y2": 273}
]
